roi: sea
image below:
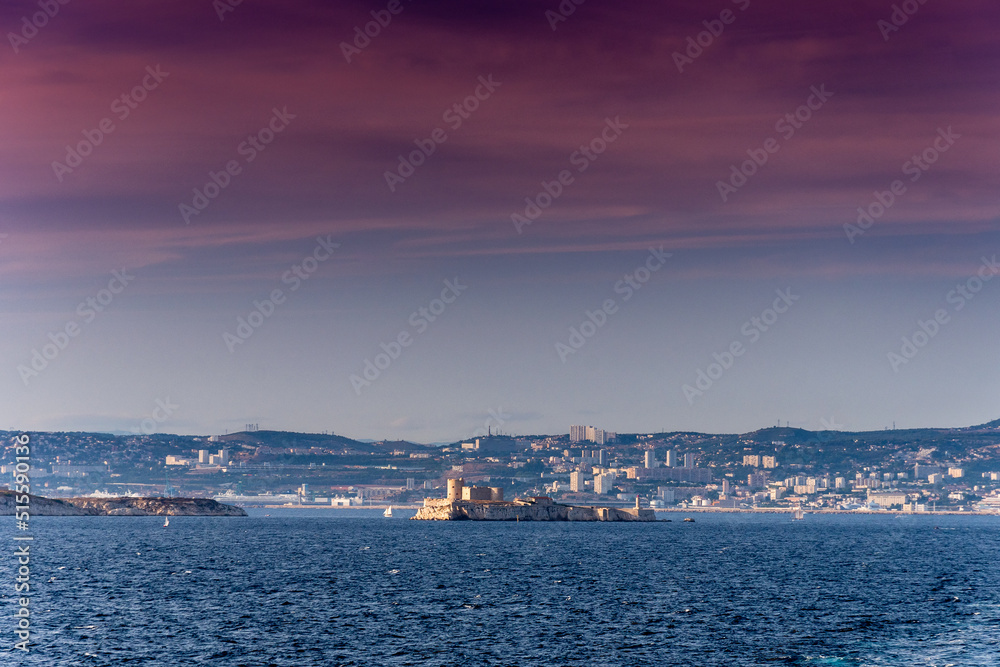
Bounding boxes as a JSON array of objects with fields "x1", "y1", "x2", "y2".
[{"x1": 2, "y1": 510, "x2": 999, "y2": 667}]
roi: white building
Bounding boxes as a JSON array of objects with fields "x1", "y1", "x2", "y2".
[
  {"x1": 571, "y1": 425, "x2": 616, "y2": 445},
  {"x1": 208, "y1": 449, "x2": 229, "y2": 466},
  {"x1": 593, "y1": 473, "x2": 614, "y2": 495},
  {"x1": 644, "y1": 451, "x2": 658, "y2": 469}
]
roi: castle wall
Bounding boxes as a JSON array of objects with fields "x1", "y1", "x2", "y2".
[
  {"x1": 412, "y1": 500, "x2": 657, "y2": 522},
  {"x1": 462, "y1": 486, "x2": 493, "y2": 501}
]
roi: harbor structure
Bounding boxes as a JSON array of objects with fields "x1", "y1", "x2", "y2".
[{"x1": 415, "y1": 478, "x2": 656, "y2": 521}]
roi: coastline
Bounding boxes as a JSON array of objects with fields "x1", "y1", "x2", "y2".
[
  {"x1": 235, "y1": 502, "x2": 998, "y2": 517},
  {"x1": 0, "y1": 491, "x2": 246, "y2": 516}
]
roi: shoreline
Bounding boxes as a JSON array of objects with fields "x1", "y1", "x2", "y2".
[{"x1": 239, "y1": 502, "x2": 999, "y2": 517}]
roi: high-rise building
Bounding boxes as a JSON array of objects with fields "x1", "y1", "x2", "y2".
[
  {"x1": 721, "y1": 479, "x2": 731, "y2": 494},
  {"x1": 644, "y1": 451, "x2": 657, "y2": 469},
  {"x1": 593, "y1": 473, "x2": 613, "y2": 495},
  {"x1": 664, "y1": 450, "x2": 677, "y2": 467},
  {"x1": 598, "y1": 450, "x2": 608, "y2": 466},
  {"x1": 198, "y1": 449, "x2": 209, "y2": 464},
  {"x1": 406, "y1": 478, "x2": 416, "y2": 490},
  {"x1": 570, "y1": 471, "x2": 585, "y2": 492},
  {"x1": 835, "y1": 477, "x2": 846, "y2": 489},
  {"x1": 684, "y1": 452, "x2": 696, "y2": 468},
  {"x1": 588, "y1": 426, "x2": 606, "y2": 445},
  {"x1": 574, "y1": 425, "x2": 615, "y2": 445},
  {"x1": 743, "y1": 454, "x2": 761, "y2": 467},
  {"x1": 762, "y1": 456, "x2": 777, "y2": 468}
]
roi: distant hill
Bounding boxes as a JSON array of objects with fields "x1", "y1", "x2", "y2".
[{"x1": 216, "y1": 430, "x2": 370, "y2": 450}]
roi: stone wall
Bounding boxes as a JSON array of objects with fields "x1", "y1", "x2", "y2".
[{"x1": 412, "y1": 499, "x2": 656, "y2": 521}]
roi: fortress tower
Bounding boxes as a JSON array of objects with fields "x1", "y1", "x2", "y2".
[{"x1": 447, "y1": 478, "x2": 464, "y2": 501}]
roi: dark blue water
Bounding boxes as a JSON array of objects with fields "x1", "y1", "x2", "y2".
[{"x1": 3, "y1": 510, "x2": 999, "y2": 666}]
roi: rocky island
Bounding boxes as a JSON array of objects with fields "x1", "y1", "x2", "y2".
[
  {"x1": 0, "y1": 491, "x2": 246, "y2": 516},
  {"x1": 412, "y1": 479, "x2": 657, "y2": 521}
]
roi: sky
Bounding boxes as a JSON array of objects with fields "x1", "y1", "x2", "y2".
[{"x1": 1, "y1": 0, "x2": 998, "y2": 442}]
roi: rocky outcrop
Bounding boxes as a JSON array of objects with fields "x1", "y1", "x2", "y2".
[
  {"x1": 412, "y1": 499, "x2": 656, "y2": 521},
  {"x1": 0, "y1": 491, "x2": 246, "y2": 516},
  {"x1": 0, "y1": 491, "x2": 94, "y2": 516}
]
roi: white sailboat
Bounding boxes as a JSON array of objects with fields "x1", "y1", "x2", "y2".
[
  {"x1": 383, "y1": 506, "x2": 393, "y2": 518},
  {"x1": 163, "y1": 516, "x2": 170, "y2": 527},
  {"x1": 792, "y1": 506, "x2": 805, "y2": 520}
]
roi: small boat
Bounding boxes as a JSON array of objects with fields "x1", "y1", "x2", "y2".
[
  {"x1": 683, "y1": 517, "x2": 695, "y2": 522},
  {"x1": 383, "y1": 506, "x2": 393, "y2": 518},
  {"x1": 163, "y1": 516, "x2": 170, "y2": 527},
  {"x1": 793, "y1": 506, "x2": 805, "y2": 520}
]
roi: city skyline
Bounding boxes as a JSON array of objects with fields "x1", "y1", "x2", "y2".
[{"x1": 2, "y1": 0, "x2": 999, "y2": 442}]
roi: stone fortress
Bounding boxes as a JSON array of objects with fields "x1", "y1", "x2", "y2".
[{"x1": 412, "y1": 478, "x2": 657, "y2": 521}]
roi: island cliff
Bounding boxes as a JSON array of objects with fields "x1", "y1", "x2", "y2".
[
  {"x1": 0, "y1": 491, "x2": 247, "y2": 516},
  {"x1": 411, "y1": 479, "x2": 656, "y2": 521}
]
